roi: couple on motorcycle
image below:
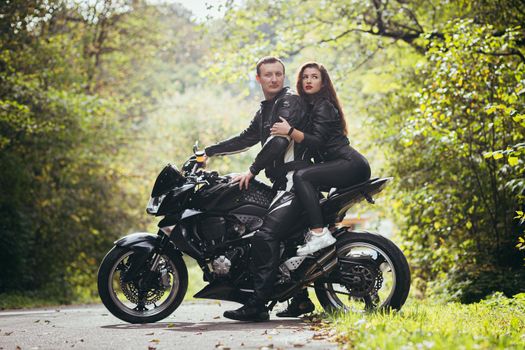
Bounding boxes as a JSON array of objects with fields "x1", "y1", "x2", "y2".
[{"x1": 204, "y1": 56, "x2": 371, "y2": 322}]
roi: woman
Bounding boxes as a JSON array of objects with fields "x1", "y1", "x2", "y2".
[{"x1": 270, "y1": 62, "x2": 371, "y2": 256}]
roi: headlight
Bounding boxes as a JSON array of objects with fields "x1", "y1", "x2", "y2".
[{"x1": 146, "y1": 194, "x2": 166, "y2": 215}]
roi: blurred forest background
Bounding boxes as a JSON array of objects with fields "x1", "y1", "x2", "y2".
[{"x1": 0, "y1": 0, "x2": 523, "y2": 306}]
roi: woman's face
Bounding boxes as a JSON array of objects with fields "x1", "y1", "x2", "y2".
[{"x1": 301, "y1": 67, "x2": 323, "y2": 95}]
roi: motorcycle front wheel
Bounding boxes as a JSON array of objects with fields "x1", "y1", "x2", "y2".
[
  {"x1": 97, "y1": 246, "x2": 188, "y2": 323},
  {"x1": 314, "y1": 231, "x2": 410, "y2": 312}
]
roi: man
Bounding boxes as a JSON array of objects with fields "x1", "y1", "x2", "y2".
[{"x1": 204, "y1": 56, "x2": 313, "y2": 321}]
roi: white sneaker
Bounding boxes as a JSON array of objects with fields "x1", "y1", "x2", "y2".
[{"x1": 296, "y1": 228, "x2": 336, "y2": 256}]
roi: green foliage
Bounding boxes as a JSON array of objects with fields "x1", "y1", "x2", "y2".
[
  {"x1": 324, "y1": 293, "x2": 525, "y2": 349},
  {"x1": 0, "y1": 39, "x2": 136, "y2": 297},
  {"x1": 205, "y1": 0, "x2": 454, "y2": 83},
  {"x1": 374, "y1": 19, "x2": 525, "y2": 300},
  {"x1": 0, "y1": 0, "x2": 217, "y2": 300}
]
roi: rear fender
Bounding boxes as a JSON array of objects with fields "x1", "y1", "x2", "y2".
[{"x1": 331, "y1": 227, "x2": 369, "y2": 239}]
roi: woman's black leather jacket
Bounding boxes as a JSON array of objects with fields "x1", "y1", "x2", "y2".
[{"x1": 301, "y1": 95, "x2": 357, "y2": 162}]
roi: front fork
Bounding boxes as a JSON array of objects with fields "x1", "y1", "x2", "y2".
[{"x1": 134, "y1": 230, "x2": 174, "y2": 295}]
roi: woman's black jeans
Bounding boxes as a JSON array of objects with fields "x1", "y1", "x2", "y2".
[{"x1": 292, "y1": 153, "x2": 371, "y2": 229}]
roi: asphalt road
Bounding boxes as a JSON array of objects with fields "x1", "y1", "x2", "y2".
[{"x1": 0, "y1": 301, "x2": 339, "y2": 350}]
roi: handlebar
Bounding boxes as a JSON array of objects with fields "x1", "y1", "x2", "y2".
[
  {"x1": 182, "y1": 142, "x2": 230, "y2": 185},
  {"x1": 185, "y1": 170, "x2": 229, "y2": 186}
]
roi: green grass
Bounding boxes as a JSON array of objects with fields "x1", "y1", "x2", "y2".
[
  {"x1": 317, "y1": 293, "x2": 525, "y2": 350},
  {"x1": 0, "y1": 290, "x2": 100, "y2": 310}
]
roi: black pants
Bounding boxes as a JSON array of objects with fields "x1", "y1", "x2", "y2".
[
  {"x1": 293, "y1": 153, "x2": 371, "y2": 229},
  {"x1": 250, "y1": 191, "x2": 303, "y2": 304}
]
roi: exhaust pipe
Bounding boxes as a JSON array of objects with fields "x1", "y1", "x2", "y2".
[
  {"x1": 273, "y1": 246, "x2": 338, "y2": 302},
  {"x1": 301, "y1": 245, "x2": 338, "y2": 283}
]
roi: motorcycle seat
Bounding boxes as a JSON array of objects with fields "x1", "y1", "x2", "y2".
[{"x1": 326, "y1": 177, "x2": 381, "y2": 198}]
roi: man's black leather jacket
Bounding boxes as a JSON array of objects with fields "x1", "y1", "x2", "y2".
[
  {"x1": 302, "y1": 95, "x2": 357, "y2": 162},
  {"x1": 205, "y1": 87, "x2": 310, "y2": 187}
]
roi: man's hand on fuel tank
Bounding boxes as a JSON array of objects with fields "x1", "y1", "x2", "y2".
[{"x1": 231, "y1": 170, "x2": 254, "y2": 190}]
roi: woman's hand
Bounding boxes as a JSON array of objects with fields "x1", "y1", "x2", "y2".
[
  {"x1": 231, "y1": 170, "x2": 254, "y2": 190},
  {"x1": 270, "y1": 117, "x2": 292, "y2": 136}
]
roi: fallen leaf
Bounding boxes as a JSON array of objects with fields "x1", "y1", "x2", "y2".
[
  {"x1": 213, "y1": 316, "x2": 220, "y2": 319},
  {"x1": 167, "y1": 323, "x2": 175, "y2": 328},
  {"x1": 149, "y1": 339, "x2": 160, "y2": 343},
  {"x1": 5, "y1": 332, "x2": 13, "y2": 336},
  {"x1": 145, "y1": 332, "x2": 154, "y2": 336},
  {"x1": 293, "y1": 342, "x2": 305, "y2": 347},
  {"x1": 148, "y1": 346, "x2": 156, "y2": 350}
]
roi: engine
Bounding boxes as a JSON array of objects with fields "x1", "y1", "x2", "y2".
[
  {"x1": 197, "y1": 216, "x2": 248, "y2": 247},
  {"x1": 194, "y1": 216, "x2": 254, "y2": 278},
  {"x1": 211, "y1": 255, "x2": 231, "y2": 275},
  {"x1": 211, "y1": 247, "x2": 245, "y2": 276}
]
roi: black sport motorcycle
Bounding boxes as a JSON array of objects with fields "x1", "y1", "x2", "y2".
[{"x1": 97, "y1": 148, "x2": 411, "y2": 324}]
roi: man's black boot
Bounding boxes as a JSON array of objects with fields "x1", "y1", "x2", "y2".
[
  {"x1": 223, "y1": 299, "x2": 269, "y2": 322},
  {"x1": 276, "y1": 291, "x2": 315, "y2": 317}
]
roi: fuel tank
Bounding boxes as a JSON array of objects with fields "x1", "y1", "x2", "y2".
[{"x1": 191, "y1": 178, "x2": 276, "y2": 230}]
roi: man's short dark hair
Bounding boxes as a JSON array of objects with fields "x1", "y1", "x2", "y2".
[{"x1": 256, "y1": 56, "x2": 285, "y2": 76}]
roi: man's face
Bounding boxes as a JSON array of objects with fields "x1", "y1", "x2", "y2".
[{"x1": 256, "y1": 62, "x2": 285, "y2": 99}]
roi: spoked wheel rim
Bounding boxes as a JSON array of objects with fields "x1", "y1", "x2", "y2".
[
  {"x1": 321, "y1": 242, "x2": 397, "y2": 312},
  {"x1": 107, "y1": 251, "x2": 181, "y2": 318}
]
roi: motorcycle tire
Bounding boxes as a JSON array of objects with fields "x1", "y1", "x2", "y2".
[
  {"x1": 314, "y1": 230, "x2": 410, "y2": 312},
  {"x1": 98, "y1": 245, "x2": 188, "y2": 324}
]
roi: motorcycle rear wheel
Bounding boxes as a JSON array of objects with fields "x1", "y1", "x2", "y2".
[
  {"x1": 98, "y1": 246, "x2": 188, "y2": 323},
  {"x1": 314, "y1": 231, "x2": 410, "y2": 312}
]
